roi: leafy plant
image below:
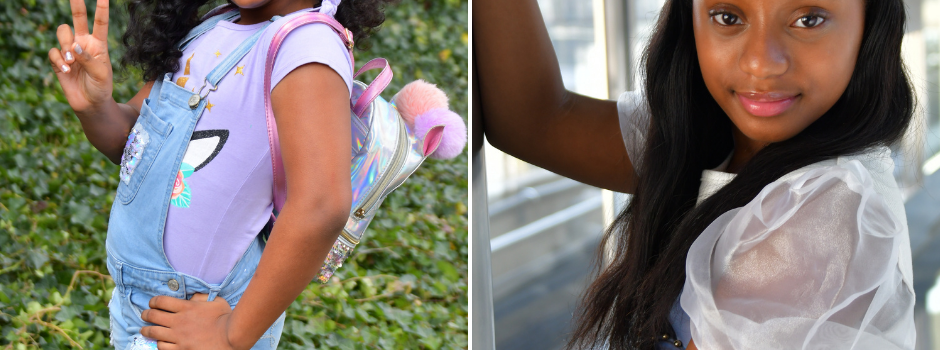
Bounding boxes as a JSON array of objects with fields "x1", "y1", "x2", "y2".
[{"x1": 0, "y1": 0, "x2": 468, "y2": 348}]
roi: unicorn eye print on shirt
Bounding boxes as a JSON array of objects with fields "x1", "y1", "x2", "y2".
[{"x1": 171, "y1": 130, "x2": 229, "y2": 208}]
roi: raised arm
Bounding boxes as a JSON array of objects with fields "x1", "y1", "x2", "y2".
[
  {"x1": 473, "y1": 0, "x2": 638, "y2": 193},
  {"x1": 48, "y1": 0, "x2": 151, "y2": 164}
]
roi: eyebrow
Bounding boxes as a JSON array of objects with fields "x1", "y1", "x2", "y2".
[{"x1": 704, "y1": 0, "x2": 839, "y2": 14}]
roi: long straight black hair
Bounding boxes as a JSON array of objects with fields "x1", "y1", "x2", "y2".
[{"x1": 568, "y1": 0, "x2": 914, "y2": 349}]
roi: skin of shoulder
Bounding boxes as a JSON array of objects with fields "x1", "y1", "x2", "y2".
[
  {"x1": 474, "y1": 0, "x2": 636, "y2": 193},
  {"x1": 271, "y1": 62, "x2": 351, "y2": 213}
]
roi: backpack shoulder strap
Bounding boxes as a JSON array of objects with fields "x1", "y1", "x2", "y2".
[{"x1": 263, "y1": 12, "x2": 356, "y2": 219}]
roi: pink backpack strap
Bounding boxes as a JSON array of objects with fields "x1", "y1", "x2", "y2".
[{"x1": 263, "y1": 12, "x2": 359, "y2": 219}]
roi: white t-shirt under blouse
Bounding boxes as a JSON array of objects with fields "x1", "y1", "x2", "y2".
[{"x1": 616, "y1": 90, "x2": 916, "y2": 350}]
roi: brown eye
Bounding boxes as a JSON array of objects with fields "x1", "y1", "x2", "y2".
[
  {"x1": 793, "y1": 15, "x2": 825, "y2": 28},
  {"x1": 711, "y1": 12, "x2": 742, "y2": 26}
]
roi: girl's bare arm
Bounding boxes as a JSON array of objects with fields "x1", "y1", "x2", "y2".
[
  {"x1": 76, "y1": 83, "x2": 153, "y2": 164},
  {"x1": 222, "y1": 61, "x2": 352, "y2": 349},
  {"x1": 474, "y1": 0, "x2": 638, "y2": 193}
]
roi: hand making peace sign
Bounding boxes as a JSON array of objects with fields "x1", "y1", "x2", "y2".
[{"x1": 47, "y1": 0, "x2": 113, "y2": 115}]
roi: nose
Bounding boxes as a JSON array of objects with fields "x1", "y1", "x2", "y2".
[{"x1": 739, "y1": 27, "x2": 789, "y2": 79}]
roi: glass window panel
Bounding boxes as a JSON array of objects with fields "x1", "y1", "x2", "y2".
[{"x1": 485, "y1": 1, "x2": 608, "y2": 349}]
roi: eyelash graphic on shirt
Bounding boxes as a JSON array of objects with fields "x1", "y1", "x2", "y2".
[{"x1": 171, "y1": 129, "x2": 229, "y2": 208}]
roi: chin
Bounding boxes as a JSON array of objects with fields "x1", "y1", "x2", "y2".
[
  {"x1": 230, "y1": 0, "x2": 270, "y2": 9},
  {"x1": 742, "y1": 130, "x2": 794, "y2": 144},
  {"x1": 731, "y1": 115, "x2": 806, "y2": 145}
]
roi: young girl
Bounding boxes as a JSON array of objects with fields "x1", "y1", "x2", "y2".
[
  {"x1": 476, "y1": 0, "x2": 916, "y2": 349},
  {"x1": 47, "y1": 0, "x2": 392, "y2": 348}
]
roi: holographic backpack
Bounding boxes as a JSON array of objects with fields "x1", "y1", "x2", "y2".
[{"x1": 260, "y1": 11, "x2": 467, "y2": 283}]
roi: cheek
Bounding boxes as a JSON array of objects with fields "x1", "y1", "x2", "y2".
[
  {"x1": 694, "y1": 30, "x2": 740, "y2": 120},
  {"x1": 698, "y1": 54, "x2": 737, "y2": 108},
  {"x1": 801, "y1": 44, "x2": 858, "y2": 114},
  {"x1": 696, "y1": 38, "x2": 770, "y2": 137},
  {"x1": 694, "y1": 28, "x2": 737, "y2": 97},
  {"x1": 783, "y1": 41, "x2": 859, "y2": 133}
]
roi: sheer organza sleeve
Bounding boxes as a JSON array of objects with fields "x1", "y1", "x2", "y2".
[
  {"x1": 680, "y1": 160, "x2": 916, "y2": 350},
  {"x1": 616, "y1": 89, "x2": 650, "y2": 174}
]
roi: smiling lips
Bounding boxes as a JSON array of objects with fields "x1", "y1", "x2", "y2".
[{"x1": 736, "y1": 91, "x2": 799, "y2": 117}]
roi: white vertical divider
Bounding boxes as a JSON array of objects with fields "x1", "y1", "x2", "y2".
[
  {"x1": 471, "y1": 148, "x2": 496, "y2": 350},
  {"x1": 592, "y1": 0, "x2": 610, "y2": 100},
  {"x1": 602, "y1": 0, "x2": 631, "y2": 268}
]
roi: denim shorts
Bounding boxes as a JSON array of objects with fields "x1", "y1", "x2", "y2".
[{"x1": 106, "y1": 236, "x2": 286, "y2": 350}]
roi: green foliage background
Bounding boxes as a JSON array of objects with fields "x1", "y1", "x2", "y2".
[{"x1": 0, "y1": 0, "x2": 468, "y2": 348}]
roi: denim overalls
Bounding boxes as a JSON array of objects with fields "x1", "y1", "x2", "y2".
[{"x1": 105, "y1": 11, "x2": 287, "y2": 350}]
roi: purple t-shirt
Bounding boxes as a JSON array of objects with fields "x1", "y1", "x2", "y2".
[{"x1": 163, "y1": 7, "x2": 353, "y2": 283}]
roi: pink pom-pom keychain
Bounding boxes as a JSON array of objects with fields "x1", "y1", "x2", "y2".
[{"x1": 392, "y1": 80, "x2": 467, "y2": 159}]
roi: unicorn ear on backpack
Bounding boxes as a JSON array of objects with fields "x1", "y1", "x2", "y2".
[{"x1": 392, "y1": 80, "x2": 467, "y2": 160}]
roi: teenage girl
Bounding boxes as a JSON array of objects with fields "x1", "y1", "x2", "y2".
[
  {"x1": 476, "y1": 0, "x2": 916, "y2": 349},
  {"x1": 47, "y1": 0, "x2": 392, "y2": 348}
]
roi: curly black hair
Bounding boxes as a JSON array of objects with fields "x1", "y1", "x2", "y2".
[{"x1": 121, "y1": 0, "x2": 394, "y2": 82}]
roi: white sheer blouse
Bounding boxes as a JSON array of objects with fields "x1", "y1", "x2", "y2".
[{"x1": 616, "y1": 90, "x2": 916, "y2": 350}]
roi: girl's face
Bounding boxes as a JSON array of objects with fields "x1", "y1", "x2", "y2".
[
  {"x1": 231, "y1": 0, "x2": 272, "y2": 9},
  {"x1": 228, "y1": 0, "x2": 318, "y2": 25},
  {"x1": 230, "y1": 0, "x2": 317, "y2": 10},
  {"x1": 692, "y1": 0, "x2": 866, "y2": 149}
]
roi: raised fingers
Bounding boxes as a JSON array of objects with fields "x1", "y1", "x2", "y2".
[
  {"x1": 48, "y1": 47, "x2": 71, "y2": 74},
  {"x1": 69, "y1": 0, "x2": 89, "y2": 36},
  {"x1": 56, "y1": 24, "x2": 75, "y2": 63},
  {"x1": 92, "y1": 0, "x2": 109, "y2": 42}
]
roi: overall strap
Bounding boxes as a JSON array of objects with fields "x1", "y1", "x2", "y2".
[
  {"x1": 203, "y1": 19, "x2": 276, "y2": 88},
  {"x1": 172, "y1": 8, "x2": 281, "y2": 109},
  {"x1": 263, "y1": 11, "x2": 356, "y2": 218}
]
